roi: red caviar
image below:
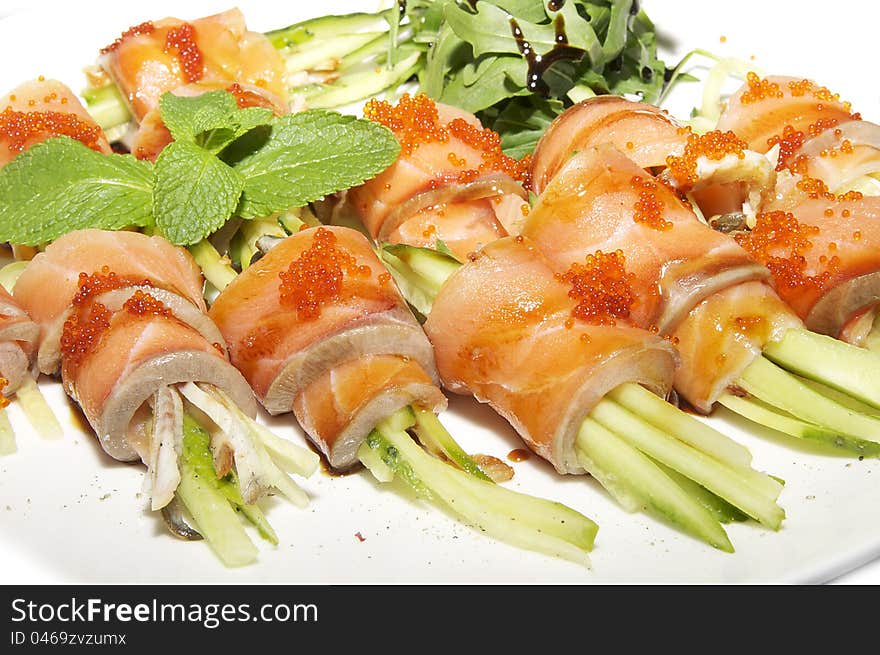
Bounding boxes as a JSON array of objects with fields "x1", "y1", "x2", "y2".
[
  {"x1": 630, "y1": 176, "x2": 673, "y2": 231},
  {"x1": 666, "y1": 129, "x2": 747, "y2": 185},
  {"x1": 278, "y1": 228, "x2": 371, "y2": 320},
  {"x1": 0, "y1": 107, "x2": 104, "y2": 155},
  {"x1": 164, "y1": 23, "x2": 204, "y2": 84},
  {"x1": 363, "y1": 93, "x2": 530, "y2": 185},
  {"x1": 0, "y1": 377, "x2": 8, "y2": 409},
  {"x1": 60, "y1": 302, "x2": 113, "y2": 370},
  {"x1": 100, "y1": 21, "x2": 155, "y2": 55},
  {"x1": 71, "y1": 267, "x2": 152, "y2": 307},
  {"x1": 740, "y1": 72, "x2": 783, "y2": 104},
  {"x1": 123, "y1": 290, "x2": 171, "y2": 317},
  {"x1": 556, "y1": 250, "x2": 637, "y2": 326},
  {"x1": 735, "y1": 211, "x2": 830, "y2": 293}
]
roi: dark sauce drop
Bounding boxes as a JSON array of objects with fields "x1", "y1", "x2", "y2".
[
  {"x1": 507, "y1": 448, "x2": 532, "y2": 463},
  {"x1": 630, "y1": 0, "x2": 641, "y2": 15},
  {"x1": 547, "y1": 0, "x2": 565, "y2": 10},
  {"x1": 641, "y1": 65, "x2": 654, "y2": 81},
  {"x1": 397, "y1": 0, "x2": 407, "y2": 17},
  {"x1": 509, "y1": 15, "x2": 582, "y2": 96}
]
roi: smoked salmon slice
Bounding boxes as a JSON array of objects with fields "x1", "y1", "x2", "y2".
[
  {"x1": 14, "y1": 229, "x2": 214, "y2": 375},
  {"x1": 97, "y1": 8, "x2": 288, "y2": 123},
  {"x1": 0, "y1": 285, "x2": 39, "y2": 396},
  {"x1": 293, "y1": 354, "x2": 446, "y2": 470},
  {"x1": 349, "y1": 94, "x2": 530, "y2": 260},
  {"x1": 0, "y1": 78, "x2": 111, "y2": 167},
  {"x1": 521, "y1": 144, "x2": 797, "y2": 412},
  {"x1": 423, "y1": 235, "x2": 677, "y2": 473},
  {"x1": 716, "y1": 73, "x2": 859, "y2": 159},
  {"x1": 209, "y1": 225, "x2": 440, "y2": 468},
  {"x1": 530, "y1": 96, "x2": 689, "y2": 195}
]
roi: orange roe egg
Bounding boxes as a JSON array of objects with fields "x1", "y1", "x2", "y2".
[
  {"x1": 735, "y1": 210, "x2": 830, "y2": 294},
  {"x1": 278, "y1": 228, "x2": 371, "y2": 320},
  {"x1": 0, "y1": 107, "x2": 105, "y2": 155},
  {"x1": 164, "y1": 22, "x2": 204, "y2": 84},
  {"x1": 71, "y1": 267, "x2": 152, "y2": 306},
  {"x1": 60, "y1": 302, "x2": 113, "y2": 370},
  {"x1": 363, "y1": 93, "x2": 530, "y2": 185},
  {"x1": 556, "y1": 250, "x2": 637, "y2": 326},
  {"x1": 666, "y1": 129, "x2": 747, "y2": 185},
  {"x1": 740, "y1": 72, "x2": 783, "y2": 104},
  {"x1": 630, "y1": 176, "x2": 673, "y2": 231},
  {"x1": 767, "y1": 125, "x2": 806, "y2": 171},
  {"x1": 123, "y1": 290, "x2": 171, "y2": 317},
  {"x1": 0, "y1": 377, "x2": 9, "y2": 409},
  {"x1": 100, "y1": 21, "x2": 155, "y2": 54}
]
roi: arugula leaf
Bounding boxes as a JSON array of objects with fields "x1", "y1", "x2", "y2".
[
  {"x1": 492, "y1": 96, "x2": 565, "y2": 159},
  {"x1": 0, "y1": 137, "x2": 153, "y2": 246},
  {"x1": 233, "y1": 110, "x2": 400, "y2": 219},
  {"x1": 153, "y1": 141, "x2": 244, "y2": 246}
]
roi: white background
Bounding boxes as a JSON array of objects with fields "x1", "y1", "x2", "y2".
[{"x1": 0, "y1": 0, "x2": 878, "y2": 584}]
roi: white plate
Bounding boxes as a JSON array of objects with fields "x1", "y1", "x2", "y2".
[{"x1": 1, "y1": 0, "x2": 878, "y2": 585}]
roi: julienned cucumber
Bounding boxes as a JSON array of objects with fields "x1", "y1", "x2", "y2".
[
  {"x1": 174, "y1": 414, "x2": 276, "y2": 566},
  {"x1": 576, "y1": 418, "x2": 734, "y2": 552},
  {"x1": 358, "y1": 409, "x2": 599, "y2": 565}
]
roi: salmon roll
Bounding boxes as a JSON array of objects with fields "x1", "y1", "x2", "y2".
[
  {"x1": 349, "y1": 94, "x2": 530, "y2": 260},
  {"x1": 210, "y1": 225, "x2": 440, "y2": 467},
  {"x1": 210, "y1": 225, "x2": 601, "y2": 562},
  {"x1": 12, "y1": 228, "x2": 314, "y2": 565},
  {"x1": 0, "y1": 78, "x2": 111, "y2": 167},
  {"x1": 97, "y1": 8, "x2": 288, "y2": 123},
  {"x1": 15, "y1": 229, "x2": 219, "y2": 375}
]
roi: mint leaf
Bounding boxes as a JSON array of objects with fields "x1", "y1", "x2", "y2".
[
  {"x1": 159, "y1": 91, "x2": 274, "y2": 154},
  {"x1": 160, "y1": 91, "x2": 239, "y2": 144},
  {"x1": 233, "y1": 111, "x2": 400, "y2": 219},
  {"x1": 0, "y1": 137, "x2": 153, "y2": 246},
  {"x1": 153, "y1": 141, "x2": 244, "y2": 246}
]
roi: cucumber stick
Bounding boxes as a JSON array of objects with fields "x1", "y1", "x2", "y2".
[
  {"x1": 359, "y1": 411, "x2": 599, "y2": 565},
  {"x1": 576, "y1": 418, "x2": 733, "y2": 552},
  {"x1": 590, "y1": 399, "x2": 784, "y2": 529}
]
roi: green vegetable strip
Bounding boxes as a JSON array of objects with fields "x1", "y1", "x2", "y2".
[
  {"x1": 15, "y1": 378, "x2": 63, "y2": 440},
  {"x1": 737, "y1": 356, "x2": 880, "y2": 446},
  {"x1": 763, "y1": 328, "x2": 880, "y2": 410},
  {"x1": 651, "y1": 460, "x2": 749, "y2": 525},
  {"x1": 576, "y1": 418, "x2": 733, "y2": 553},
  {"x1": 177, "y1": 414, "x2": 259, "y2": 567},
  {"x1": 607, "y1": 383, "x2": 782, "y2": 498},
  {"x1": 718, "y1": 393, "x2": 880, "y2": 457},
  {"x1": 608, "y1": 382, "x2": 752, "y2": 468},
  {"x1": 359, "y1": 410, "x2": 599, "y2": 565},
  {"x1": 411, "y1": 407, "x2": 492, "y2": 481},
  {"x1": 0, "y1": 409, "x2": 15, "y2": 456},
  {"x1": 589, "y1": 399, "x2": 783, "y2": 529},
  {"x1": 188, "y1": 240, "x2": 238, "y2": 292}
]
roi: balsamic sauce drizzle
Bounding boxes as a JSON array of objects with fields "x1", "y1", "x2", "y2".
[{"x1": 509, "y1": 11, "x2": 583, "y2": 96}]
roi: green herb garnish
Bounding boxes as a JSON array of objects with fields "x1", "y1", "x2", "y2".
[{"x1": 0, "y1": 90, "x2": 400, "y2": 246}]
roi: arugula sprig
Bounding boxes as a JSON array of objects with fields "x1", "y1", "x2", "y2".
[{"x1": 0, "y1": 90, "x2": 400, "y2": 246}]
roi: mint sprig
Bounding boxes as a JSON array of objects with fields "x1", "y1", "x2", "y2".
[
  {"x1": 233, "y1": 111, "x2": 401, "y2": 219},
  {"x1": 0, "y1": 138, "x2": 153, "y2": 246},
  {"x1": 0, "y1": 91, "x2": 400, "y2": 247}
]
